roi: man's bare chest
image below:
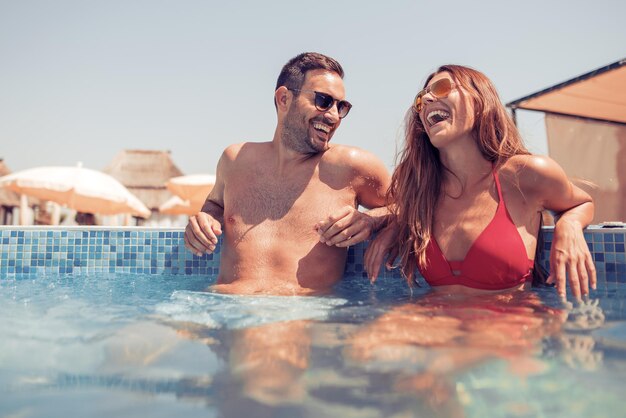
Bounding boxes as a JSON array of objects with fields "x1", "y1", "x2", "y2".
[{"x1": 223, "y1": 170, "x2": 355, "y2": 228}]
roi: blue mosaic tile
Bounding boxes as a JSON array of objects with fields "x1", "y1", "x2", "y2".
[{"x1": 0, "y1": 227, "x2": 624, "y2": 278}]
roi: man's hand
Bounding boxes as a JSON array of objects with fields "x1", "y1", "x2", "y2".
[
  {"x1": 547, "y1": 219, "x2": 597, "y2": 302},
  {"x1": 315, "y1": 206, "x2": 377, "y2": 247},
  {"x1": 184, "y1": 212, "x2": 223, "y2": 256}
]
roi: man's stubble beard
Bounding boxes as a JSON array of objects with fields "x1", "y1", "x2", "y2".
[{"x1": 282, "y1": 107, "x2": 326, "y2": 155}]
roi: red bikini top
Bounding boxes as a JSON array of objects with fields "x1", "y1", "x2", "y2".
[{"x1": 419, "y1": 170, "x2": 534, "y2": 290}]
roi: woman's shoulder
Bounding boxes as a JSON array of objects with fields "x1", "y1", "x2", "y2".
[
  {"x1": 502, "y1": 153, "x2": 553, "y2": 171},
  {"x1": 500, "y1": 154, "x2": 568, "y2": 196},
  {"x1": 501, "y1": 154, "x2": 563, "y2": 179}
]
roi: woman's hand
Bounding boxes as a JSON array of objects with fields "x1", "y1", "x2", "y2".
[
  {"x1": 364, "y1": 223, "x2": 399, "y2": 283},
  {"x1": 547, "y1": 218, "x2": 597, "y2": 301}
]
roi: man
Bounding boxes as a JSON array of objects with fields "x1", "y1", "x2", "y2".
[{"x1": 184, "y1": 52, "x2": 390, "y2": 295}]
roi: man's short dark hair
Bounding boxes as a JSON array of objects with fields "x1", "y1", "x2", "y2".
[{"x1": 275, "y1": 52, "x2": 344, "y2": 92}]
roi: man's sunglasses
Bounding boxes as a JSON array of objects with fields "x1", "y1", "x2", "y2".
[
  {"x1": 413, "y1": 78, "x2": 457, "y2": 112},
  {"x1": 289, "y1": 89, "x2": 352, "y2": 118}
]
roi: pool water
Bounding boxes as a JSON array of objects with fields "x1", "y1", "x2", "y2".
[{"x1": 1, "y1": 272, "x2": 625, "y2": 418}]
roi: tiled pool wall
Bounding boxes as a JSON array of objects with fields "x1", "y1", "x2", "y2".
[{"x1": 0, "y1": 226, "x2": 625, "y2": 282}]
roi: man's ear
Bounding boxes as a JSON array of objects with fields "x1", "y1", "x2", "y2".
[{"x1": 275, "y1": 86, "x2": 291, "y2": 112}]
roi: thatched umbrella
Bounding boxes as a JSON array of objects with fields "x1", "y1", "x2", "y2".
[{"x1": 103, "y1": 150, "x2": 185, "y2": 213}]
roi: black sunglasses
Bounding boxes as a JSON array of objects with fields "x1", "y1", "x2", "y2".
[{"x1": 289, "y1": 89, "x2": 352, "y2": 118}]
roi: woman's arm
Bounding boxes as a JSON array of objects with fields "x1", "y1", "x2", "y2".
[{"x1": 520, "y1": 155, "x2": 596, "y2": 301}]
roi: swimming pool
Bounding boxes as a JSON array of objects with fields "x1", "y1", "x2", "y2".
[{"x1": 1, "y1": 226, "x2": 625, "y2": 417}]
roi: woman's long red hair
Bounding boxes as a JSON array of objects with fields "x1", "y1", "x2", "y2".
[{"x1": 387, "y1": 65, "x2": 543, "y2": 284}]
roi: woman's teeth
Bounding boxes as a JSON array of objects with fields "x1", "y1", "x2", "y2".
[{"x1": 426, "y1": 110, "x2": 450, "y2": 127}]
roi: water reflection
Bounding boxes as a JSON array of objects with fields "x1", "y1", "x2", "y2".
[
  {"x1": 165, "y1": 289, "x2": 611, "y2": 417},
  {"x1": 342, "y1": 290, "x2": 603, "y2": 416},
  {"x1": 229, "y1": 320, "x2": 312, "y2": 404},
  {"x1": 548, "y1": 334, "x2": 604, "y2": 371},
  {"x1": 4, "y1": 272, "x2": 625, "y2": 418}
]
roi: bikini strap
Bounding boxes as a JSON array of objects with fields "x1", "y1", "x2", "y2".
[{"x1": 493, "y1": 169, "x2": 504, "y2": 201}]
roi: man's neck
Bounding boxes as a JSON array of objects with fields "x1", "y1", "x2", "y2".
[{"x1": 272, "y1": 130, "x2": 325, "y2": 174}]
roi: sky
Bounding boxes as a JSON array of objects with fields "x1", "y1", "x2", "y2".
[{"x1": 1, "y1": 0, "x2": 625, "y2": 175}]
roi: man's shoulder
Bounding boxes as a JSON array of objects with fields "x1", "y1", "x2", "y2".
[
  {"x1": 222, "y1": 141, "x2": 272, "y2": 161},
  {"x1": 324, "y1": 144, "x2": 384, "y2": 172},
  {"x1": 324, "y1": 144, "x2": 380, "y2": 167},
  {"x1": 322, "y1": 145, "x2": 390, "y2": 206}
]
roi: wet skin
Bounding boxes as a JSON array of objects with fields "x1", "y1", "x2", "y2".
[
  {"x1": 365, "y1": 71, "x2": 595, "y2": 300},
  {"x1": 185, "y1": 70, "x2": 390, "y2": 295}
]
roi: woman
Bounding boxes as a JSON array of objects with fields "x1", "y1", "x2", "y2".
[{"x1": 365, "y1": 65, "x2": 595, "y2": 300}]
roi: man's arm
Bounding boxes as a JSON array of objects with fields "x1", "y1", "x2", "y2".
[
  {"x1": 316, "y1": 147, "x2": 391, "y2": 247},
  {"x1": 184, "y1": 147, "x2": 231, "y2": 256}
]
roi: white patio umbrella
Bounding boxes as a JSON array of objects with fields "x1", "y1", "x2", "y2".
[
  {"x1": 0, "y1": 165, "x2": 151, "y2": 218},
  {"x1": 158, "y1": 195, "x2": 202, "y2": 216},
  {"x1": 165, "y1": 174, "x2": 216, "y2": 205}
]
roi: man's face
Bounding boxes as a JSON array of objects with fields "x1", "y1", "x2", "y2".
[{"x1": 282, "y1": 69, "x2": 346, "y2": 154}]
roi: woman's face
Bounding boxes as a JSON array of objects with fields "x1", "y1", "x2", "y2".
[{"x1": 418, "y1": 71, "x2": 475, "y2": 149}]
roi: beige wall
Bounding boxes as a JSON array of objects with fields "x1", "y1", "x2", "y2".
[{"x1": 545, "y1": 114, "x2": 626, "y2": 223}]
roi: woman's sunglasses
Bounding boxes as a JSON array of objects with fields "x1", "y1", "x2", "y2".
[
  {"x1": 289, "y1": 89, "x2": 352, "y2": 118},
  {"x1": 413, "y1": 78, "x2": 456, "y2": 112}
]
